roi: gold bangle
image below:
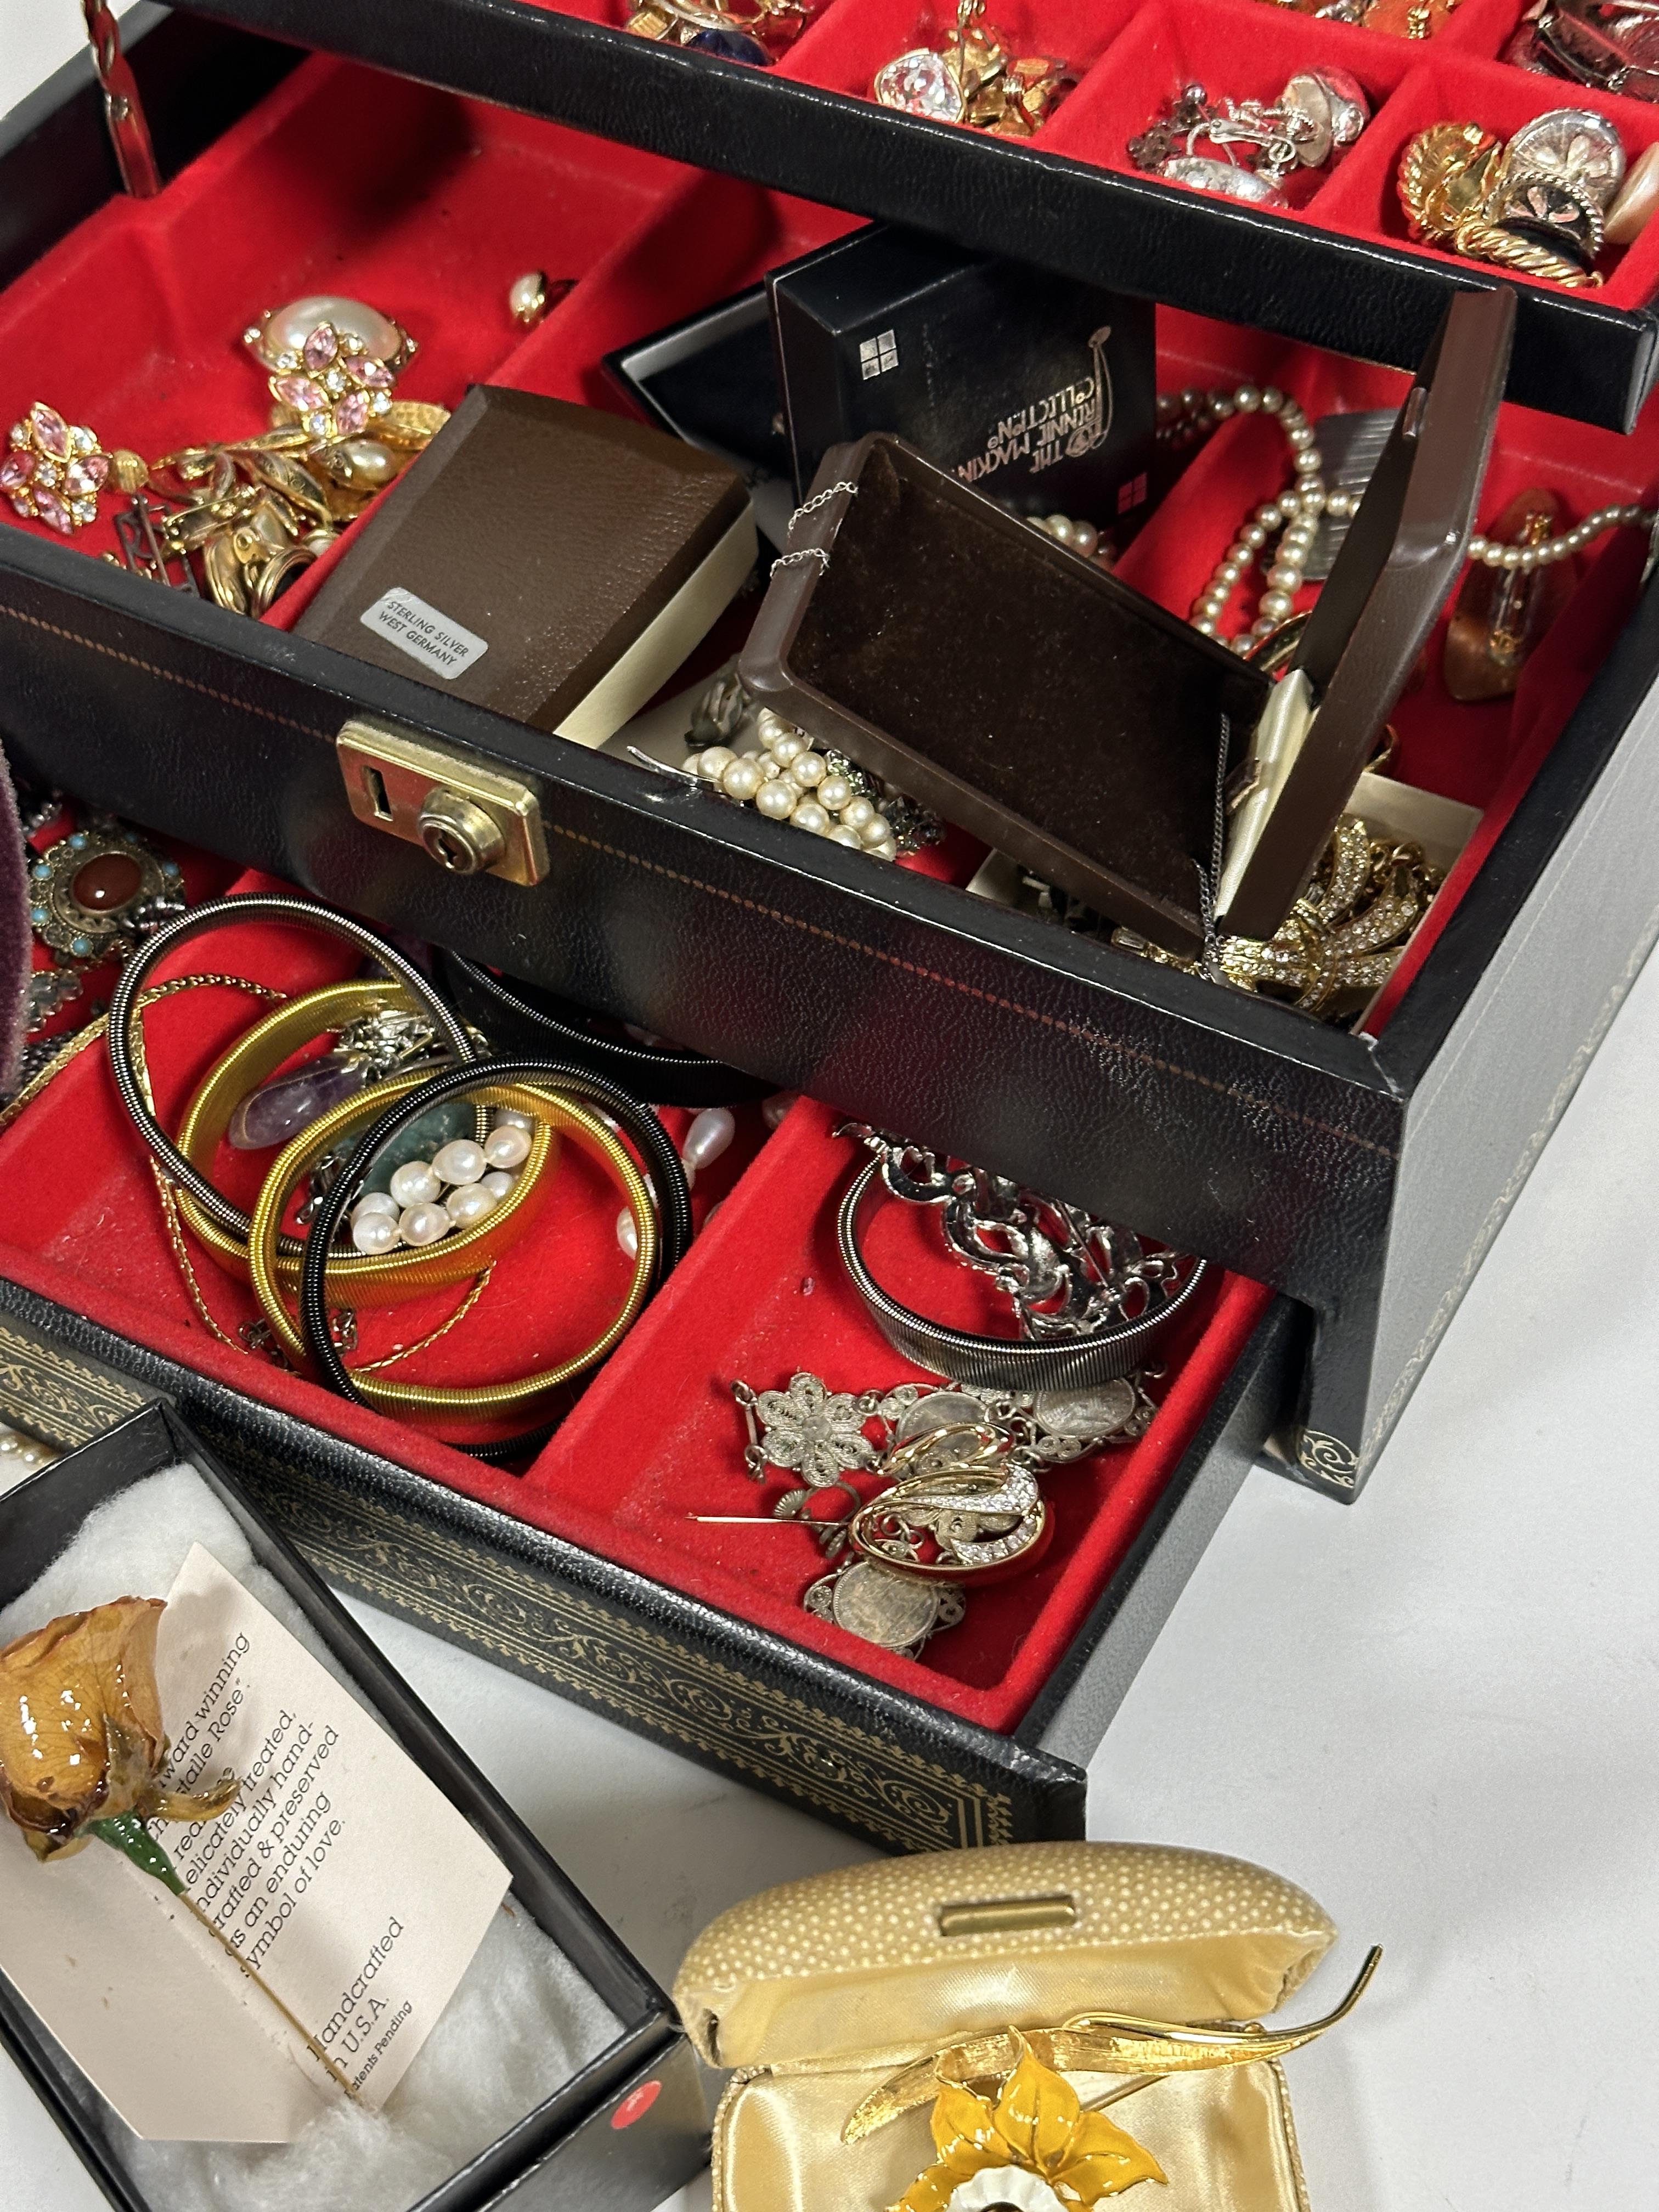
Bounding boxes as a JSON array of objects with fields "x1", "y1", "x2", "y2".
[
  {"x1": 232, "y1": 1060, "x2": 554, "y2": 1329},
  {"x1": 246, "y1": 1079, "x2": 657, "y2": 1415},
  {"x1": 173, "y1": 981, "x2": 555, "y2": 1303}
]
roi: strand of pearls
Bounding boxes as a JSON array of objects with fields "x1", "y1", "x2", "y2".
[
  {"x1": 1187, "y1": 383, "x2": 1327, "y2": 652},
  {"x1": 1157, "y1": 385, "x2": 1241, "y2": 452},
  {"x1": 1176, "y1": 380, "x2": 1656, "y2": 649},
  {"x1": 1466, "y1": 501, "x2": 1652, "y2": 568},
  {"x1": 691, "y1": 707, "x2": 901, "y2": 860},
  {"x1": 1029, "y1": 511, "x2": 1111, "y2": 565},
  {"x1": 349, "y1": 1108, "x2": 531, "y2": 1252}
]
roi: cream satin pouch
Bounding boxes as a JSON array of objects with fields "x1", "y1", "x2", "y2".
[{"x1": 674, "y1": 1841, "x2": 1350, "y2": 2212}]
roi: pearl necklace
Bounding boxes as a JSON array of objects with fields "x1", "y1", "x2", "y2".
[
  {"x1": 1465, "y1": 501, "x2": 1652, "y2": 568},
  {"x1": 1024, "y1": 383, "x2": 1656, "y2": 638},
  {"x1": 693, "y1": 708, "x2": 900, "y2": 856},
  {"x1": 1186, "y1": 384, "x2": 1328, "y2": 651},
  {"x1": 1171, "y1": 380, "x2": 1656, "y2": 651},
  {"x1": 1029, "y1": 383, "x2": 1329, "y2": 638},
  {"x1": 1029, "y1": 511, "x2": 1110, "y2": 565}
]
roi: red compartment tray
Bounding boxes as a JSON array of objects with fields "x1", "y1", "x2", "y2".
[
  {"x1": 0, "y1": 877, "x2": 1266, "y2": 1734},
  {"x1": 161, "y1": 0, "x2": 1659, "y2": 426},
  {"x1": 4, "y1": 58, "x2": 1654, "y2": 1097}
]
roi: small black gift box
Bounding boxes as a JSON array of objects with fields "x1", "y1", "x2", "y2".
[
  {"x1": 0, "y1": 1401, "x2": 706, "y2": 2212},
  {"x1": 769, "y1": 225, "x2": 1156, "y2": 533}
]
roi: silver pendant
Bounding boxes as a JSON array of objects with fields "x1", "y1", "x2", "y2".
[{"x1": 1027, "y1": 1378, "x2": 1154, "y2": 1449}]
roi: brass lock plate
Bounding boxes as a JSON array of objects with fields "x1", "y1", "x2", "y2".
[{"x1": 337, "y1": 715, "x2": 549, "y2": 886}]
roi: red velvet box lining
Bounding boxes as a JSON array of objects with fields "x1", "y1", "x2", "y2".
[
  {"x1": 0, "y1": 53, "x2": 1654, "y2": 1730},
  {"x1": 3, "y1": 53, "x2": 1651, "y2": 867}
]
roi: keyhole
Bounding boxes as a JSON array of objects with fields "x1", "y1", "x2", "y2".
[{"x1": 428, "y1": 826, "x2": 476, "y2": 872}]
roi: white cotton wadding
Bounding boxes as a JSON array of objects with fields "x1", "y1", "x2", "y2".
[
  {"x1": 2, "y1": 1463, "x2": 624, "y2": 2212},
  {"x1": 0, "y1": 1460, "x2": 341, "y2": 1671},
  {"x1": 125, "y1": 1900, "x2": 612, "y2": 2212},
  {"x1": 0, "y1": 1462, "x2": 275, "y2": 1647}
]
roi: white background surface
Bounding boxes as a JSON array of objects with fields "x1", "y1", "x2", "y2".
[{"x1": 2, "y1": 8, "x2": 1656, "y2": 2207}]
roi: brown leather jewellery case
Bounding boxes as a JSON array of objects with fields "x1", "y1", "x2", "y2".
[{"x1": 742, "y1": 289, "x2": 1517, "y2": 960}]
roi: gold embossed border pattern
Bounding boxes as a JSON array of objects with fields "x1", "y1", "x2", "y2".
[
  {"x1": 0, "y1": 1322, "x2": 153, "y2": 1446},
  {"x1": 249, "y1": 1458, "x2": 1019, "y2": 1855}
]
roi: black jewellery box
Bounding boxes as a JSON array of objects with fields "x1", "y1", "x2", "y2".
[
  {"x1": 0, "y1": 1393, "x2": 707, "y2": 2212},
  {"x1": 4, "y1": 7, "x2": 1659, "y2": 1526}
]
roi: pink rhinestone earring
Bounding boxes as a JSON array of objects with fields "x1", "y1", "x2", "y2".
[{"x1": 2, "y1": 403, "x2": 112, "y2": 534}]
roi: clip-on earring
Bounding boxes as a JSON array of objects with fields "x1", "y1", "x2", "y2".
[
  {"x1": 874, "y1": 0, "x2": 1070, "y2": 137},
  {"x1": 3, "y1": 403, "x2": 112, "y2": 534}
]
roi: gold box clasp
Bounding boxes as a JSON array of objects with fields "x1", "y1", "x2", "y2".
[
  {"x1": 936, "y1": 1893, "x2": 1078, "y2": 1939},
  {"x1": 336, "y1": 715, "x2": 549, "y2": 887}
]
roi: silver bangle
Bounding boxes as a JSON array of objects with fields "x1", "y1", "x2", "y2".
[
  {"x1": 836, "y1": 1154, "x2": 1207, "y2": 1392},
  {"x1": 105, "y1": 893, "x2": 479, "y2": 1243}
]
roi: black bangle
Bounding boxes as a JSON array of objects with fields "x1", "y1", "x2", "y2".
[
  {"x1": 435, "y1": 949, "x2": 771, "y2": 1109},
  {"x1": 297, "y1": 1055, "x2": 694, "y2": 1466},
  {"x1": 107, "y1": 894, "x2": 478, "y2": 1242}
]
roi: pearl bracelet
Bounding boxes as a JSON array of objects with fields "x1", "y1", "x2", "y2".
[
  {"x1": 690, "y1": 714, "x2": 900, "y2": 858},
  {"x1": 294, "y1": 1058, "x2": 693, "y2": 1463}
]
